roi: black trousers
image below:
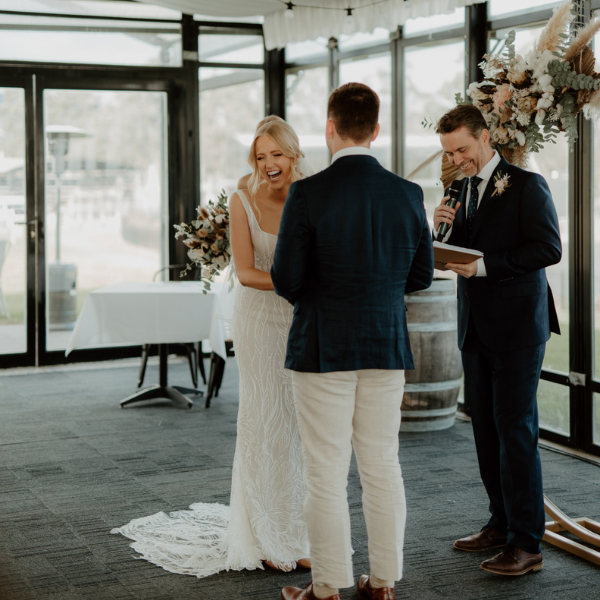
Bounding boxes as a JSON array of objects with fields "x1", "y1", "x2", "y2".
[{"x1": 461, "y1": 321, "x2": 546, "y2": 554}]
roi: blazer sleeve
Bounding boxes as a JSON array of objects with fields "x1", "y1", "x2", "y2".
[
  {"x1": 483, "y1": 173, "x2": 562, "y2": 281},
  {"x1": 406, "y1": 191, "x2": 435, "y2": 294},
  {"x1": 271, "y1": 181, "x2": 311, "y2": 304}
]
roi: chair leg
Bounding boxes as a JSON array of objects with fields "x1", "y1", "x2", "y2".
[
  {"x1": 214, "y1": 355, "x2": 226, "y2": 397},
  {"x1": 186, "y1": 343, "x2": 198, "y2": 389},
  {"x1": 205, "y1": 352, "x2": 224, "y2": 408},
  {"x1": 138, "y1": 344, "x2": 150, "y2": 388},
  {"x1": 197, "y1": 341, "x2": 207, "y2": 385}
]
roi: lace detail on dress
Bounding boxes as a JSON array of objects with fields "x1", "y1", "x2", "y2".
[{"x1": 111, "y1": 189, "x2": 308, "y2": 578}]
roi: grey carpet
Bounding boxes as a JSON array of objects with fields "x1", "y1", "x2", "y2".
[{"x1": 0, "y1": 357, "x2": 599, "y2": 600}]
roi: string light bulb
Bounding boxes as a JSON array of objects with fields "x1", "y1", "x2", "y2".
[
  {"x1": 284, "y1": 2, "x2": 295, "y2": 19},
  {"x1": 346, "y1": 8, "x2": 354, "y2": 26}
]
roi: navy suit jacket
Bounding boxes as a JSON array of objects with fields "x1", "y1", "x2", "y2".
[
  {"x1": 271, "y1": 154, "x2": 434, "y2": 373},
  {"x1": 446, "y1": 156, "x2": 562, "y2": 352}
]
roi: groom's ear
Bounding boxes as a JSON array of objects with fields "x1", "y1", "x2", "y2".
[
  {"x1": 371, "y1": 123, "x2": 380, "y2": 143},
  {"x1": 326, "y1": 118, "x2": 336, "y2": 140}
]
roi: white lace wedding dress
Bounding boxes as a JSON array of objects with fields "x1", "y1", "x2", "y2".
[{"x1": 111, "y1": 189, "x2": 309, "y2": 577}]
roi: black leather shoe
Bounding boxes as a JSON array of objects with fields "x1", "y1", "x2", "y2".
[
  {"x1": 454, "y1": 527, "x2": 508, "y2": 552},
  {"x1": 480, "y1": 545, "x2": 543, "y2": 576}
]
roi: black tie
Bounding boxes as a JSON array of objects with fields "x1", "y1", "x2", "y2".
[{"x1": 467, "y1": 176, "x2": 482, "y2": 238}]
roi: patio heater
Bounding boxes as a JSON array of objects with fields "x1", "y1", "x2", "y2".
[{"x1": 46, "y1": 125, "x2": 90, "y2": 330}]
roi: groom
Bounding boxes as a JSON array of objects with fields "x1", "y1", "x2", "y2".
[{"x1": 271, "y1": 83, "x2": 434, "y2": 600}]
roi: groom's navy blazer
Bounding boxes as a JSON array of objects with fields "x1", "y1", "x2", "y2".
[
  {"x1": 271, "y1": 154, "x2": 434, "y2": 373},
  {"x1": 446, "y1": 156, "x2": 562, "y2": 352}
]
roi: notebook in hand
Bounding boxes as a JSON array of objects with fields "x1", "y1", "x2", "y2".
[{"x1": 433, "y1": 241, "x2": 483, "y2": 271}]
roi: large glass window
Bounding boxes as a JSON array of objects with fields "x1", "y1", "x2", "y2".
[
  {"x1": 199, "y1": 31, "x2": 264, "y2": 64},
  {"x1": 403, "y1": 8, "x2": 465, "y2": 37},
  {"x1": 489, "y1": 0, "x2": 562, "y2": 18},
  {"x1": 199, "y1": 67, "x2": 265, "y2": 203},
  {"x1": 43, "y1": 89, "x2": 169, "y2": 351},
  {"x1": 592, "y1": 26, "x2": 600, "y2": 383},
  {"x1": 0, "y1": 1, "x2": 181, "y2": 19},
  {"x1": 286, "y1": 66, "x2": 329, "y2": 174},
  {"x1": 0, "y1": 88, "x2": 26, "y2": 356},
  {"x1": 403, "y1": 40, "x2": 465, "y2": 216},
  {"x1": 339, "y1": 53, "x2": 392, "y2": 170},
  {"x1": 0, "y1": 15, "x2": 181, "y2": 66}
]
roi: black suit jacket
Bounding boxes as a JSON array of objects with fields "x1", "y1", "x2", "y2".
[
  {"x1": 447, "y1": 156, "x2": 562, "y2": 352},
  {"x1": 271, "y1": 154, "x2": 434, "y2": 373}
]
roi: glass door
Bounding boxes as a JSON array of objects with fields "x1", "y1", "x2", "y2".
[
  {"x1": 0, "y1": 82, "x2": 35, "y2": 367},
  {"x1": 39, "y1": 87, "x2": 169, "y2": 358}
]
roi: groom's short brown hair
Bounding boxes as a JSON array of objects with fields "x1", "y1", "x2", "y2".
[{"x1": 327, "y1": 82, "x2": 379, "y2": 143}]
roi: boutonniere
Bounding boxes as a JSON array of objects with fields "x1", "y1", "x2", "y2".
[{"x1": 492, "y1": 171, "x2": 511, "y2": 196}]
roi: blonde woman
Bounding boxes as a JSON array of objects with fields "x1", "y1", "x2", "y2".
[{"x1": 112, "y1": 116, "x2": 310, "y2": 577}]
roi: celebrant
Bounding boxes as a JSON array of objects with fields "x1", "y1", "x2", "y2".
[{"x1": 433, "y1": 103, "x2": 561, "y2": 576}]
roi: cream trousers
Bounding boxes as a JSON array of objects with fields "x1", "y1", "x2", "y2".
[{"x1": 292, "y1": 369, "x2": 407, "y2": 590}]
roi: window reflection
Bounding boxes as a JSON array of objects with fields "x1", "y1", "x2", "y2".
[
  {"x1": 339, "y1": 53, "x2": 392, "y2": 170},
  {"x1": 199, "y1": 68, "x2": 265, "y2": 203},
  {"x1": 404, "y1": 40, "x2": 465, "y2": 216},
  {"x1": 43, "y1": 89, "x2": 169, "y2": 351},
  {"x1": 199, "y1": 33, "x2": 264, "y2": 64},
  {"x1": 286, "y1": 67, "x2": 329, "y2": 174},
  {"x1": 488, "y1": 0, "x2": 562, "y2": 18},
  {"x1": 0, "y1": 15, "x2": 182, "y2": 66},
  {"x1": 0, "y1": 88, "x2": 26, "y2": 355},
  {"x1": 593, "y1": 27, "x2": 600, "y2": 381},
  {"x1": 489, "y1": 24, "x2": 569, "y2": 433}
]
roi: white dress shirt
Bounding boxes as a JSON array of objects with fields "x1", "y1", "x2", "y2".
[
  {"x1": 331, "y1": 146, "x2": 374, "y2": 163},
  {"x1": 436, "y1": 150, "x2": 501, "y2": 277}
]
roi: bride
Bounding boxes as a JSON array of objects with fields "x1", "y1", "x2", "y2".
[{"x1": 112, "y1": 116, "x2": 311, "y2": 577}]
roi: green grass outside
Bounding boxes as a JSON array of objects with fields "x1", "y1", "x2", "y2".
[{"x1": 0, "y1": 289, "x2": 91, "y2": 325}]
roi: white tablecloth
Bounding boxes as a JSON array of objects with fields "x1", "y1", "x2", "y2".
[{"x1": 65, "y1": 281, "x2": 228, "y2": 360}]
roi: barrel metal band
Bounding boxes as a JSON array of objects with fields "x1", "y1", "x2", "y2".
[
  {"x1": 401, "y1": 405, "x2": 458, "y2": 417},
  {"x1": 404, "y1": 377, "x2": 462, "y2": 392},
  {"x1": 407, "y1": 322, "x2": 457, "y2": 333}
]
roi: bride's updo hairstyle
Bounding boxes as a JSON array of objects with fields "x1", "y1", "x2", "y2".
[{"x1": 247, "y1": 115, "x2": 307, "y2": 201}]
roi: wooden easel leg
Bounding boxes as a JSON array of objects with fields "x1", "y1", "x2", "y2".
[{"x1": 543, "y1": 495, "x2": 600, "y2": 566}]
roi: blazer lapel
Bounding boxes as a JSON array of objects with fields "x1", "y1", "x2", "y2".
[{"x1": 469, "y1": 156, "x2": 510, "y2": 244}]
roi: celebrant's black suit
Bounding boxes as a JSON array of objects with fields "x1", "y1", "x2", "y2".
[
  {"x1": 271, "y1": 154, "x2": 434, "y2": 373},
  {"x1": 447, "y1": 156, "x2": 561, "y2": 554}
]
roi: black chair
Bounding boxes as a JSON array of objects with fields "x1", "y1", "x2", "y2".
[
  {"x1": 205, "y1": 340, "x2": 234, "y2": 408},
  {"x1": 137, "y1": 265, "x2": 207, "y2": 390}
]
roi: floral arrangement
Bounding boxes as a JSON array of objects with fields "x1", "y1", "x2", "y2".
[
  {"x1": 174, "y1": 190, "x2": 231, "y2": 293},
  {"x1": 459, "y1": 0, "x2": 600, "y2": 169}
]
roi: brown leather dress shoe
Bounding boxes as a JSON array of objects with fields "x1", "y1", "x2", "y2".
[
  {"x1": 357, "y1": 575, "x2": 396, "y2": 600},
  {"x1": 453, "y1": 527, "x2": 508, "y2": 552},
  {"x1": 280, "y1": 583, "x2": 341, "y2": 600},
  {"x1": 480, "y1": 545, "x2": 543, "y2": 576}
]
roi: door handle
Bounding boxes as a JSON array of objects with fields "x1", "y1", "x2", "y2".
[{"x1": 14, "y1": 219, "x2": 38, "y2": 239}]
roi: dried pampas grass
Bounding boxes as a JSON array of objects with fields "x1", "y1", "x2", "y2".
[
  {"x1": 441, "y1": 153, "x2": 464, "y2": 191},
  {"x1": 535, "y1": 2, "x2": 574, "y2": 54},
  {"x1": 405, "y1": 148, "x2": 444, "y2": 182},
  {"x1": 565, "y1": 19, "x2": 600, "y2": 63}
]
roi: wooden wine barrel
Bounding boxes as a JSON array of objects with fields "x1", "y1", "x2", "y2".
[{"x1": 401, "y1": 278, "x2": 462, "y2": 431}]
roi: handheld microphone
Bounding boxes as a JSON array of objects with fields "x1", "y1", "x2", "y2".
[{"x1": 438, "y1": 178, "x2": 469, "y2": 238}]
